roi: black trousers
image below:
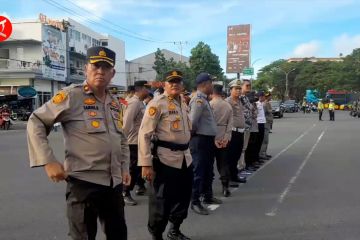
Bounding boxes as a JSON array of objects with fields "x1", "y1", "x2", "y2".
[
  {"x1": 190, "y1": 135, "x2": 215, "y2": 203},
  {"x1": 124, "y1": 145, "x2": 143, "y2": 193},
  {"x1": 227, "y1": 131, "x2": 244, "y2": 180},
  {"x1": 319, "y1": 110, "x2": 323, "y2": 120},
  {"x1": 329, "y1": 110, "x2": 335, "y2": 121},
  {"x1": 245, "y1": 132, "x2": 258, "y2": 167},
  {"x1": 66, "y1": 177, "x2": 127, "y2": 240},
  {"x1": 254, "y1": 123, "x2": 265, "y2": 162},
  {"x1": 148, "y1": 159, "x2": 193, "y2": 237},
  {"x1": 214, "y1": 145, "x2": 231, "y2": 185}
]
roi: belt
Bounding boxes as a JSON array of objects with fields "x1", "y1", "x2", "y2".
[
  {"x1": 232, "y1": 127, "x2": 245, "y2": 133},
  {"x1": 157, "y1": 140, "x2": 189, "y2": 151}
]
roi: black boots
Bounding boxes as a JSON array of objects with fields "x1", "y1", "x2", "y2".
[
  {"x1": 222, "y1": 181, "x2": 231, "y2": 197},
  {"x1": 167, "y1": 223, "x2": 191, "y2": 240}
]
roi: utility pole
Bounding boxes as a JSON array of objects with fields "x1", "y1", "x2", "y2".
[
  {"x1": 276, "y1": 67, "x2": 296, "y2": 100},
  {"x1": 63, "y1": 20, "x2": 71, "y2": 86},
  {"x1": 173, "y1": 41, "x2": 188, "y2": 62}
]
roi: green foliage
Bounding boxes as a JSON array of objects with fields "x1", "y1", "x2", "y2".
[{"x1": 254, "y1": 49, "x2": 360, "y2": 101}]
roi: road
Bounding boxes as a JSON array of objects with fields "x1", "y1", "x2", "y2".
[{"x1": 1, "y1": 111, "x2": 360, "y2": 240}]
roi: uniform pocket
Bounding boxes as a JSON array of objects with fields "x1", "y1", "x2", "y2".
[{"x1": 83, "y1": 111, "x2": 106, "y2": 133}]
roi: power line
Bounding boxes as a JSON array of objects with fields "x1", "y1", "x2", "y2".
[
  {"x1": 62, "y1": 0, "x2": 171, "y2": 44},
  {"x1": 41, "y1": 0, "x2": 175, "y2": 44}
]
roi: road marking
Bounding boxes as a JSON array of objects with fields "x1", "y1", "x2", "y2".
[
  {"x1": 247, "y1": 124, "x2": 317, "y2": 180},
  {"x1": 207, "y1": 204, "x2": 220, "y2": 211},
  {"x1": 265, "y1": 128, "x2": 326, "y2": 217}
]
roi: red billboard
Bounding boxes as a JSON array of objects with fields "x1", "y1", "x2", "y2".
[{"x1": 226, "y1": 24, "x2": 251, "y2": 73}]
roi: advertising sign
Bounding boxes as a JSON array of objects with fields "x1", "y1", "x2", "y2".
[
  {"x1": 42, "y1": 25, "x2": 67, "y2": 81},
  {"x1": 226, "y1": 24, "x2": 251, "y2": 73}
]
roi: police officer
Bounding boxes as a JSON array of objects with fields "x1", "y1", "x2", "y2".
[
  {"x1": 210, "y1": 84, "x2": 233, "y2": 197},
  {"x1": 318, "y1": 99, "x2": 324, "y2": 121},
  {"x1": 138, "y1": 70, "x2": 193, "y2": 240},
  {"x1": 329, "y1": 99, "x2": 335, "y2": 121},
  {"x1": 27, "y1": 46, "x2": 130, "y2": 240},
  {"x1": 122, "y1": 80, "x2": 149, "y2": 205},
  {"x1": 125, "y1": 85, "x2": 135, "y2": 101},
  {"x1": 189, "y1": 72, "x2": 220, "y2": 216},
  {"x1": 226, "y1": 80, "x2": 247, "y2": 184}
]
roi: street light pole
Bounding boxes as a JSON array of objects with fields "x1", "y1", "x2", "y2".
[
  {"x1": 250, "y1": 58, "x2": 262, "y2": 81},
  {"x1": 275, "y1": 67, "x2": 295, "y2": 100}
]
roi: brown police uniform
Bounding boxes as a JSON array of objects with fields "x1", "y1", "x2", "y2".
[
  {"x1": 122, "y1": 94, "x2": 146, "y2": 197},
  {"x1": 138, "y1": 70, "x2": 193, "y2": 239},
  {"x1": 27, "y1": 46, "x2": 129, "y2": 240},
  {"x1": 210, "y1": 96, "x2": 233, "y2": 191}
]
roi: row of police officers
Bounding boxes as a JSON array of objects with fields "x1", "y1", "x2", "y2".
[{"x1": 27, "y1": 46, "x2": 273, "y2": 240}]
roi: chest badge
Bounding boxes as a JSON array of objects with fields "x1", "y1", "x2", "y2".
[
  {"x1": 168, "y1": 103, "x2": 176, "y2": 111},
  {"x1": 88, "y1": 111, "x2": 97, "y2": 117},
  {"x1": 84, "y1": 98, "x2": 96, "y2": 105},
  {"x1": 91, "y1": 120, "x2": 100, "y2": 128}
]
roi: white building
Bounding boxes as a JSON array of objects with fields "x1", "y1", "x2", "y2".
[
  {"x1": 0, "y1": 14, "x2": 126, "y2": 110},
  {"x1": 126, "y1": 49, "x2": 189, "y2": 86}
]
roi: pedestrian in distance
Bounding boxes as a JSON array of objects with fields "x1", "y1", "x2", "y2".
[
  {"x1": 27, "y1": 46, "x2": 131, "y2": 240},
  {"x1": 318, "y1": 99, "x2": 324, "y2": 121},
  {"x1": 329, "y1": 99, "x2": 335, "y2": 121}
]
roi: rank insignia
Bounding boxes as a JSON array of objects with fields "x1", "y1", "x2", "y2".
[
  {"x1": 196, "y1": 99, "x2": 203, "y2": 105},
  {"x1": 91, "y1": 120, "x2": 100, "y2": 128},
  {"x1": 149, "y1": 107, "x2": 157, "y2": 116},
  {"x1": 84, "y1": 98, "x2": 96, "y2": 105},
  {"x1": 83, "y1": 85, "x2": 90, "y2": 92},
  {"x1": 168, "y1": 103, "x2": 176, "y2": 111},
  {"x1": 88, "y1": 111, "x2": 97, "y2": 117},
  {"x1": 52, "y1": 91, "x2": 67, "y2": 104},
  {"x1": 111, "y1": 100, "x2": 118, "y2": 107}
]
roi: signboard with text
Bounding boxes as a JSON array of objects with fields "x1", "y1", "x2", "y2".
[{"x1": 226, "y1": 24, "x2": 251, "y2": 73}]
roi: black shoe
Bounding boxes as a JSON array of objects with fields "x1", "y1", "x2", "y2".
[
  {"x1": 259, "y1": 156, "x2": 268, "y2": 160},
  {"x1": 135, "y1": 185, "x2": 146, "y2": 196},
  {"x1": 123, "y1": 193, "x2": 137, "y2": 206},
  {"x1": 222, "y1": 187, "x2": 231, "y2": 197},
  {"x1": 167, "y1": 230, "x2": 191, "y2": 240},
  {"x1": 152, "y1": 235, "x2": 164, "y2": 240},
  {"x1": 246, "y1": 166, "x2": 257, "y2": 172},
  {"x1": 231, "y1": 176, "x2": 247, "y2": 183},
  {"x1": 191, "y1": 203, "x2": 209, "y2": 215},
  {"x1": 266, "y1": 154, "x2": 272, "y2": 158},
  {"x1": 229, "y1": 182, "x2": 239, "y2": 187},
  {"x1": 203, "y1": 197, "x2": 223, "y2": 204}
]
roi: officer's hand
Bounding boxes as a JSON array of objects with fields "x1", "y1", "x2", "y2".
[
  {"x1": 122, "y1": 172, "x2": 131, "y2": 186},
  {"x1": 44, "y1": 161, "x2": 67, "y2": 183},
  {"x1": 142, "y1": 166, "x2": 154, "y2": 183},
  {"x1": 214, "y1": 140, "x2": 222, "y2": 148},
  {"x1": 221, "y1": 139, "x2": 229, "y2": 147}
]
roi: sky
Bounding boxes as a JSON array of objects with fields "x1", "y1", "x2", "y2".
[{"x1": 2, "y1": 0, "x2": 360, "y2": 78}]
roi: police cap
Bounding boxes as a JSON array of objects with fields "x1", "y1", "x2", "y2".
[
  {"x1": 228, "y1": 79, "x2": 242, "y2": 88},
  {"x1": 196, "y1": 72, "x2": 213, "y2": 85},
  {"x1": 164, "y1": 70, "x2": 183, "y2": 82},
  {"x1": 87, "y1": 46, "x2": 116, "y2": 67}
]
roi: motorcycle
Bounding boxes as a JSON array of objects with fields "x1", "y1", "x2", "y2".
[{"x1": 0, "y1": 112, "x2": 11, "y2": 130}]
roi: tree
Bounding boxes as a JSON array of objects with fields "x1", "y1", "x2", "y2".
[
  {"x1": 189, "y1": 42, "x2": 225, "y2": 84},
  {"x1": 153, "y1": 48, "x2": 168, "y2": 81}
]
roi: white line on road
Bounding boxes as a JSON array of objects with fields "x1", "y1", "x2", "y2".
[
  {"x1": 265, "y1": 128, "x2": 327, "y2": 217},
  {"x1": 247, "y1": 124, "x2": 317, "y2": 181}
]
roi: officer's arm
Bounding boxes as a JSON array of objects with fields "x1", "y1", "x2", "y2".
[
  {"x1": 225, "y1": 107, "x2": 233, "y2": 142},
  {"x1": 122, "y1": 100, "x2": 138, "y2": 137},
  {"x1": 189, "y1": 98, "x2": 204, "y2": 133},
  {"x1": 27, "y1": 90, "x2": 71, "y2": 168},
  {"x1": 138, "y1": 101, "x2": 161, "y2": 167},
  {"x1": 119, "y1": 117, "x2": 130, "y2": 174}
]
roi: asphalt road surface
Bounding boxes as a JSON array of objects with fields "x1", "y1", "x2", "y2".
[{"x1": 1, "y1": 111, "x2": 360, "y2": 240}]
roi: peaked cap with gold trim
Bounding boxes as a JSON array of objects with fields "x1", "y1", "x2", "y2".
[
  {"x1": 164, "y1": 70, "x2": 183, "y2": 82},
  {"x1": 87, "y1": 46, "x2": 116, "y2": 67}
]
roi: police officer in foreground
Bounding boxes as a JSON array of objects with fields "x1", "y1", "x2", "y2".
[
  {"x1": 259, "y1": 92, "x2": 273, "y2": 160},
  {"x1": 189, "y1": 72, "x2": 221, "y2": 216},
  {"x1": 27, "y1": 46, "x2": 130, "y2": 239},
  {"x1": 138, "y1": 70, "x2": 193, "y2": 240},
  {"x1": 122, "y1": 80, "x2": 150, "y2": 205},
  {"x1": 210, "y1": 84, "x2": 233, "y2": 197}
]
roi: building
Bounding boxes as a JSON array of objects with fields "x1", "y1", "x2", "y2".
[
  {"x1": 0, "y1": 14, "x2": 126, "y2": 110},
  {"x1": 126, "y1": 49, "x2": 189, "y2": 86},
  {"x1": 287, "y1": 57, "x2": 343, "y2": 63}
]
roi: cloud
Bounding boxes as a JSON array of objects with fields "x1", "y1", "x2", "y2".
[
  {"x1": 73, "y1": 0, "x2": 113, "y2": 18},
  {"x1": 333, "y1": 34, "x2": 360, "y2": 56},
  {"x1": 293, "y1": 41, "x2": 321, "y2": 57}
]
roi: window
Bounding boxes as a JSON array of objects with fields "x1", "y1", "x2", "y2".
[
  {"x1": 139, "y1": 67, "x2": 144, "y2": 73},
  {"x1": 37, "y1": 91, "x2": 51, "y2": 106},
  {"x1": 101, "y1": 41, "x2": 108, "y2": 46}
]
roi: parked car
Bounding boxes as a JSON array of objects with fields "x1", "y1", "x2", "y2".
[
  {"x1": 283, "y1": 100, "x2": 298, "y2": 112},
  {"x1": 270, "y1": 100, "x2": 284, "y2": 118}
]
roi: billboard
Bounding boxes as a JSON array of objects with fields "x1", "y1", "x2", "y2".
[
  {"x1": 41, "y1": 25, "x2": 67, "y2": 81},
  {"x1": 226, "y1": 24, "x2": 251, "y2": 73}
]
